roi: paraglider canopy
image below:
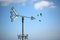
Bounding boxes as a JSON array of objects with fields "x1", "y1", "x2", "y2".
[
  {"x1": 37, "y1": 13, "x2": 42, "y2": 17},
  {"x1": 40, "y1": 13, "x2": 42, "y2": 16}
]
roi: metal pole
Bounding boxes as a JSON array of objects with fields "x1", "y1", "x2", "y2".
[{"x1": 22, "y1": 16, "x2": 24, "y2": 40}]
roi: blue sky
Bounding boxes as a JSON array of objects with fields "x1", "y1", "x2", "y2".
[{"x1": 0, "y1": 0, "x2": 60, "y2": 40}]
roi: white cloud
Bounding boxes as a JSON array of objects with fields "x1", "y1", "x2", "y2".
[
  {"x1": 34, "y1": 1, "x2": 56, "y2": 10},
  {"x1": 0, "y1": 0, "x2": 27, "y2": 6}
]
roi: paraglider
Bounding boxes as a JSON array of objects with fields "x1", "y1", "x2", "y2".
[{"x1": 37, "y1": 13, "x2": 42, "y2": 22}]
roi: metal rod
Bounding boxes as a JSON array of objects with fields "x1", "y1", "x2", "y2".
[{"x1": 22, "y1": 16, "x2": 24, "y2": 40}]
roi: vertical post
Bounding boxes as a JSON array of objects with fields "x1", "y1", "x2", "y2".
[{"x1": 22, "y1": 16, "x2": 24, "y2": 40}]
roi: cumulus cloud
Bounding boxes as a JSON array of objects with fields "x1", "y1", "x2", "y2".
[
  {"x1": 0, "y1": 0, "x2": 27, "y2": 6},
  {"x1": 34, "y1": 1, "x2": 56, "y2": 10}
]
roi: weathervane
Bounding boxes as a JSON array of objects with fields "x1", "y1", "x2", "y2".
[{"x1": 10, "y1": 7, "x2": 42, "y2": 40}]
